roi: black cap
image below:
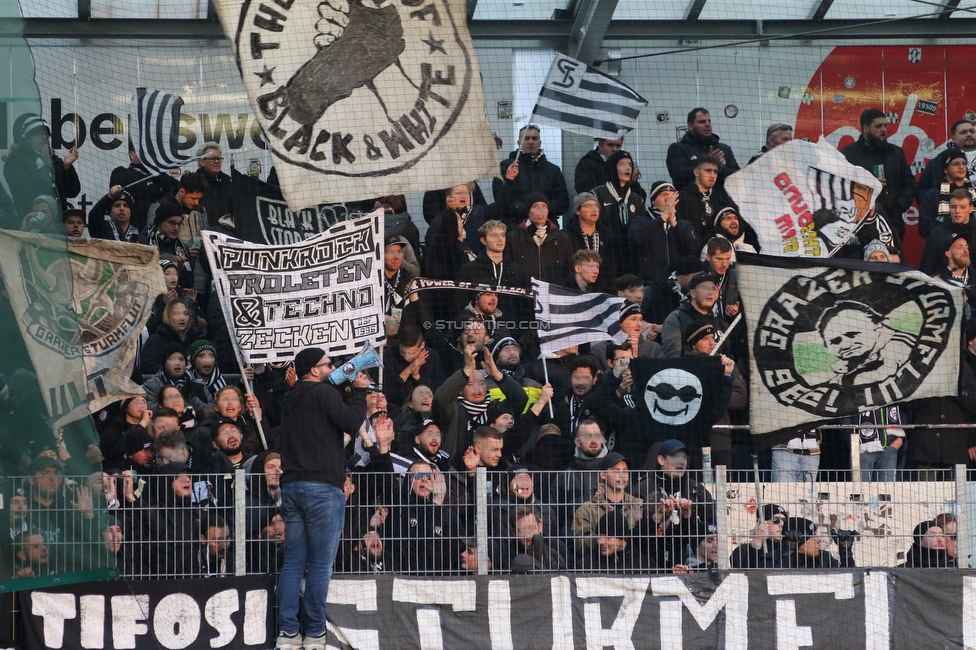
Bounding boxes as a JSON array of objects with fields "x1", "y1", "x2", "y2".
[
  {"x1": 649, "y1": 181, "x2": 676, "y2": 202},
  {"x1": 125, "y1": 428, "x2": 155, "y2": 455},
  {"x1": 945, "y1": 150, "x2": 968, "y2": 166},
  {"x1": 27, "y1": 456, "x2": 61, "y2": 475},
  {"x1": 595, "y1": 509, "x2": 632, "y2": 538},
  {"x1": 618, "y1": 302, "x2": 642, "y2": 323},
  {"x1": 684, "y1": 321, "x2": 715, "y2": 346},
  {"x1": 657, "y1": 439, "x2": 688, "y2": 457},
  {"x1": 758, "y1": 503, "x2": 788, "y2": 521},
  {"x1": 601, "y1": 451, "x2": 634, "y2": 469},
  {"x1": 785, "y1": 517, "x2": 816, "y2": 539},
  {"x1": 688, "y1": 272, "x2": 720, "y2": 290},
  {"x1": 153, "y1": 201, "x2": 184, "y2": 226},
  {"x1": 61, "y1": 208, "x2": 86, "y2": 224},
  {"x1": 294, "y1": 347, "x2": 326, "y2": 378},
  {"x1": 944, "y1": 232, "x2": 969, "y2": 253}
]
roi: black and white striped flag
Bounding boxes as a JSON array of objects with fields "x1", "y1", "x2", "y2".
[
  {"x1": 529, "y1": 54, "x2": 647, "y2": 139},
  {"x1": 533, "y1": 279, "x2": 626, "y2": 354},
  {"x1": 130, "y1": 87, "x2": 191, "y2": 174}
]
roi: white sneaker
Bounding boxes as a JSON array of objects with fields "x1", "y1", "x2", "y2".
[
  {"x1": 276, "y1": 632, "x2": 303, "y2": 650},
  {"x1": 303, "y1": 633, "x2": 327, "y2": 650}
]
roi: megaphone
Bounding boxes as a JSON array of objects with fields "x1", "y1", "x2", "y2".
[{"x1": 328, "y1": 341, "x2": 384, "y2": 387}]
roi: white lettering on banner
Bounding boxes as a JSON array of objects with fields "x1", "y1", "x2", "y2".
[
  {"x1": 111, "y1": 595, "x2": 150, "y2": 649},
  {"x1": 326, "y1": 580, "x2": 380, "y2": 649},
  {"x1": 487, "y1": 581, "x2": 513, "y2": 650},
  {"x1": 550, "y1": 576, "x2": 575, "y2": 648},
  {"x1": 80, "y1": 596, "x2": 104, "y2": 649},
  {"x1": 153, "y1": 593, "x2": 201, "y2": 648},
  {"x1": 651, "y1": 574, "x2": 749, "y2": 650},
  {"x1": 242, "y1": 590, "x2": 269, "y2": 646},
  {"x1": 31, "y1": 593, "x2": 76, "y2": 649},
  {"x1": 576, "y1": 577, "x2": 648, "y2": 650},
  {"x1": 863, "y1": 572, "x2": 889, "y2": 650},
  {"x1": 204, "y1": 589, "x2": 240, "y2": 647},
  {"x1": 391, "y1": 579, "x2": 476, "y2": 650},
  {"x1": 964, "y1": 577, "x2": 976, "y2": 649},
  {"x1": 768, "y1": 574, "x2": 855, "y2": 650}
]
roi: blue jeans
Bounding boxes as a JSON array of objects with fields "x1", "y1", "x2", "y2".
[
  {"x1": 771, "y1": 448, "x2": 820, "y2": 483},
  {"x1": 277, "y1": 481, "x2": 346, "y2": 638},
  {"x1": 860, "y1": 446, "x2": 899, "y2": 482}
]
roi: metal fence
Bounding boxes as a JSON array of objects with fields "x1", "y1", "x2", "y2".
[{"x1": 2, "y1": 463, "x2": 969, "y2": 584}]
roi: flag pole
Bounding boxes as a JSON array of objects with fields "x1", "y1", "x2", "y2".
[
  {"x1": 709, "y1": 313, "x2": 742, "y2": 356},
  {"x1": 541, "y1": 353, "x2": 555, "y2": 418},
  {"x1": 236, "y1": 355, "x2": 269, "y2": 451},
  {"x1": 123, "y1": 152, "x2": 218, "y2": 189}
]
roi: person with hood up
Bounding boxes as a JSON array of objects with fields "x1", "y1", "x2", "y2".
[
  {"x1": 504, "y1": 192, "x2": 574, "y2": 283},
  {"x1": 593, "y1": 150, "x2": 646, "y2": 277},
  {"x1": 900, "y1": 520, "x2": 952, "y2": 568}
]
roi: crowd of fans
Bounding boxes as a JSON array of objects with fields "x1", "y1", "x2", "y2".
[{"x1": 0, "y1": 105, "x2": 974, "y2": 580}]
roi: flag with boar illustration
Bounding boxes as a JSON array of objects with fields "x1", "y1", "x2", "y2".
[{"x1": 213, "y1": 0, "x2": 498, "y2": 209}]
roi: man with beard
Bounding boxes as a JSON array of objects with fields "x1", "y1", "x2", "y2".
[
  {"x1": 432, "y1": 342, "x2": 527, "y2": 459},
  {"x1": 707, "y1": 207, "x2": 759, "y2": 258},
  {"x1": 675, "y1": 156, "x2": 735, "y2": 242},
  {"x1": 841, "y1": 108, "x2": 916, "y2": 238},
  {"x1": 937, "y1": 232, "x2": 974, "y2": 299},
  {"x1": 919, "y1": 151, "x2": 976, "y2": 238},
  {"x1": 667, "y1": 108, "x2": 740, "y2": 190},
  {"x1": 212, "y1": 420, "x2": 253, "y2": 469},
  {"x1": 660, "y1": 272, "x2": 727, "y2": 358},
  {"x1": 921, "y1": 189, "x2": 976, "y2": 275},
  {"x1": 594, "y1": 150, "x2": 646, "y2": 277},
  {"x1": 548, "y1": 419, "x2": 610, "y2": 535},
  {"x1": 631, "y1": 180, "x2": 700, "y2": 284},
  {"x1": 918, "y1": 119, "x2": 976, "y2": 194},
  {"x1": 492, "y1": 125, "x2": 570, "y2": 227}
]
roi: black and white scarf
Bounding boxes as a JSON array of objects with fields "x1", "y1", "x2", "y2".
[
  {"x1": 605, "y1": 182, "x2": 633, "y2": 227},
  {"x1": 937, "y1": 179, "x2": 976, "y2": 223},
  {"x1": 147, "y1": 228, "x2": 192, "y2": 272},
  {"x1": 385, "y1": 269, "x2": 404, "y2": 314},
  {"x1": 190, "y1": 366, "x2": 227, "y2": 396},
  {"x1": 458, "y1": 395, "x2": 489, "y2": 430}
]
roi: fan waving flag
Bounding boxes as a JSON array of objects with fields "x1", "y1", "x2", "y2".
[
  {"x1": 533, "y1": 279, "x2": 625, "y2": 354},
  {"x1": 130, "y1": 87, "x2": 193, "y2": 174},
  {"x1": 529, "y1": 54, "x2": 648, "y2": 139},
  {"x1": 726, "y1": 138, "x2": 883, "y2": 258},
  {"x1": 738, "y1": 254, "x2": 960, "y2": 435}
]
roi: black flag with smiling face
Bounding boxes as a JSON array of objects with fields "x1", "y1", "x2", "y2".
[{"x1": 629, "y1": 357, "x2": 731, "y2": 447}]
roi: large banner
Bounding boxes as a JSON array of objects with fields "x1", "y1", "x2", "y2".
[
  {"x1": 0, "y1": 231, "x2": 164, "y2": 425},
  {"x1": 21, "y1": 576, "x2": 274, "y2": 650},
  {"x1": 212, "y1": 0, "x2": 499, "y2": 209},
  {"x1": 727, "y1": 139, "x2": 883, "y2": 258},
  {"x1": 739, "y1": 254, "x2": 960, "y2": 435},
  {"x1": 203, "y1": 213, "x2": 385, "y2": 364}
]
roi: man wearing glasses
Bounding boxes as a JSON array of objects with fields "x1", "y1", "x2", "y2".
[
  {"x1": 729, "y1": 504, "x2": 788, "y2": 569},
  {"x1": 275, "y1": 347, "x2": 371, "y2": 650},
  {"x1": 196, "y1": 141, "x2": 234, "y2": 225}
]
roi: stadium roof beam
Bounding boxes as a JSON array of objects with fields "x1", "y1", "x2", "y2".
[
  {"x1": 809, "y1": 0, "x2": 835, "y2": 21},
  {"x1": 466, "y1": 0, "x2": 478, "y2": 21},
  {"x1": 11, "y1": 17, "x2": 976, "y2": 42},
  {"x1": 685, "y1": 0, "x2": 708, "y2": 21},
  {"x1": 566, "y1": 0, "x2": 619, "y2": 65}
]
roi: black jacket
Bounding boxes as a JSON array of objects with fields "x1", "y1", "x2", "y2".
[
  {"x1": 666, "y1": 132, "x2": 740, "y2": 190},
  {"x1": 4, "y1": 144, "x2": 80, "y2": 215},
  {"x1": 87, "y1": 193, "x2": 147, "y2": 243},
  {"x1": 492, "y1": 151, "x2": 570, "y2": 225},
  {"x1": 629, "y1": 212, "x2": 701, "y2": 284},
  {"x1": 574, "y1": 147, "x2": 647, "y2": 198},
  {"x1": 279, "y1": 381, "x2": 367, "y2": 488},
  {"x1": 675, "y1": 184, "x2": 735, "y2": 242},
  {"x1": 917, "y1": 144, "x2": 971, "y2": 195},
  {"x1": 110, "y1": 163, "x2": 180, "y2": 232},
  {"x1": 841, "y1": 135, "x2": 916, "y2": 234},
  {"x1": 505, "y1": 219, "x2": 575, "y2": 283}
]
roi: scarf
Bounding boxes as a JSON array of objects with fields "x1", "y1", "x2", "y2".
[
  {"x1": 569, "y1": 395, "x2": 586, "y2": 437},
  {"x1": 605, "y1": 181, "x2": 633, "y2": 227},
  {"x1": 102, "y1": 215, "x2": 141, "y2": 243},
  {"x1": 147, "y1": 227, "x2": 192, "y2": 272},
  {"x1": 937, "y1": 179, "x2": 976, "y2": 223},
  {"x1": 696, "y1": 186, "x2": 714, "y2": 229},
  {"x1": 457, "y1": 394, "x2": 489, "y2": 430},
  {"x1": 385, "y1": 269, "x2": 404, "y2": 314},
  {"x1": 190, "y1": 366, "x2": 227, "y2": 396},
  {"x1": 578, "y1": 223, "x2": 601, "y2": 252}
]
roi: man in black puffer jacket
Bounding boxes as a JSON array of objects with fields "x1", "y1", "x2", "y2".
[
  {"x1": 666, "y1": 108, "x2": 740, "y2": 190},
  {"x1": 492, "y1": 125, "x2": 570, "y2": 226},
  {"x1": 841, "y1": 107, "x2": 916, "y2": 238}
]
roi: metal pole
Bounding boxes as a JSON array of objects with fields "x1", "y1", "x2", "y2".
[
  {"x1": 234, "y1": 468, "x2": 247, "y2": 576},
  {"x1": 476, "y1": 466, "x2": 489, "y2": 576}
]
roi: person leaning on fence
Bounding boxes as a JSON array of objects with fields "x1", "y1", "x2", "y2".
[
  {"x1": 489, "y1": 466, "x2": 559, "y2": 570},
  {"x1": 934, "y1": 513, "x2": 961, "y2": 568},
  {"x1": 780, "y1": 517, "x2": 856, "y2": 569},
  {"x1": 389, "y1": 461, "x2": 464, "y2": 575},
  {"x1": 445, "y1": 425, "x2": 509, "y2": 533},
  {"x1": 548, "y1": 418, "x2": 609, "y2": 535},
  {"x1": 141, "y1": 462, "x2": 201, "y2": 576},
  {"x1": 273, "y1": 346, "x2": 370, "y2": 650},
  {"x1": 729, "y1": 504, "x2": 788, "y2": 569},
  {"x1": 12, "y1": 527, "x2": 52, "y2": 579},
  {"x1": 508, "y1": 505, "x2": 569, "y2": 573},
  {"x1": 197, "y1": 512, "x2": 233, "y2": 577},
  {"x1": 900, "y1": 520, "x2": 952, "y2": 568},
  {"x1": 572, "y1": 452, "x2": 643, "y2": 555},
  {"x1": 580, "y1": 509, "x2": 641, "y2": 572},
  {"x1": 642, "y1": 439, "x2": 715, "y2": 528}
]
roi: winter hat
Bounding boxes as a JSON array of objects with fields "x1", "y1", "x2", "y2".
[
  {"x1": 573, "y1": 191, "x2": 599, "y2": 213},
  {"x1": 188, "y1": 339, "x2": 216, "y2": 363},
  {"x1": 525, "y1": 192, "x2": 549, "y2": 213},
  {"x1": 294, "y1": 347, "x2": 326, "y2": 379},
  {"x1": 713, "y1": 207, "x2": 738, "y2": 229},
  {"x1": 649, "y1": 181, "x2": 676, "y2": 202},
  {"x1": 154, "y1": 201, "x2": 185, "y2": 226},
  {"x1": 863, "y1": 240, "x2": 890, "y2": 261},
  {"x1": 125, "y1": 428, "x2": 155, "y2": 456},
  {"x1": 160, "y1": 343, "x2": 188, "y2": 365}
]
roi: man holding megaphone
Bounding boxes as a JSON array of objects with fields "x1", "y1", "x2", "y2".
[{"x1": 275, "y1": 347, "x2": 372, "y2": 650}]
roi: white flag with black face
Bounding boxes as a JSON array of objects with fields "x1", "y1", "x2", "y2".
[
  {"x1": 130, "y1": 87, "x2": 192, "y2": 175},
  {"x1": 532, "y1": 279, "x2": 625, "y2": 354},
  {"x1": 529, "y1": 54, "x2": 648, "y2": 139},
  {"x1": 727, "y1": 139, "x2": 883, "y2": 258},
  {"x1": 739, "y1": 254, "x2": 960, "y2": 435}
]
